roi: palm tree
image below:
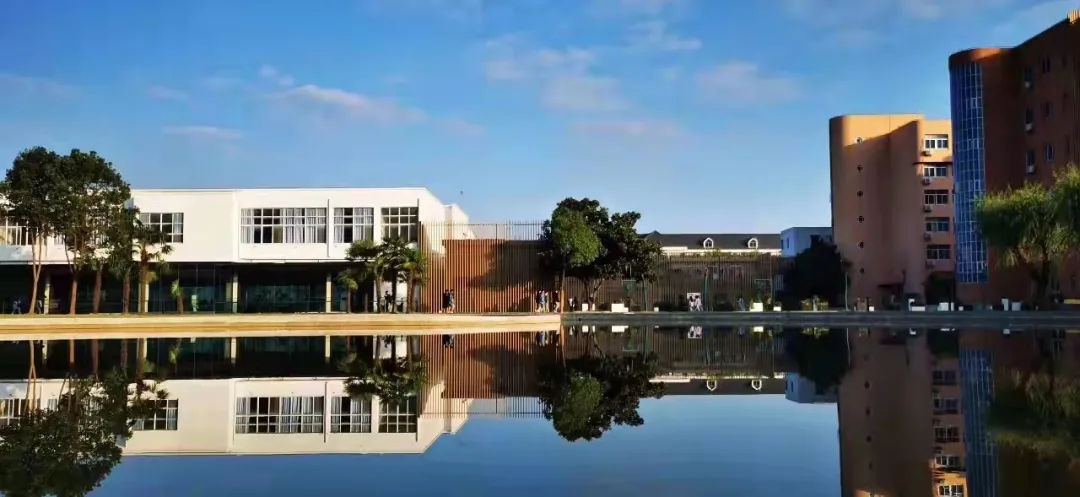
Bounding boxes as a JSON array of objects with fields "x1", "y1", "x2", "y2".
[
  {"x1": 105, "y1": 208, "x2": 139, "y2": 313},
  {"x1": 344, "y1": 239, "x2": 389, "y2": 313},
  {"x1": 379, "y1": 237, "x2": 411, "y2": 313},
  {"x1": 399, "y1": 247, "x2": 427, "y2": 313},
  {"x1": 135, "y1": 224, "x2": 172, "y2": 313},
  {"x1": 338, "y1": 351, "x2": 428, "y2": 406},
  {"x1": 170, "y1": 279, "x2": 183, "y2": 314},
  {"x1": 336, "y1": 269, "x2": 360, "y2": 313}
]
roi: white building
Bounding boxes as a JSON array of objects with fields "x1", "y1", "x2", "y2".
[
  {"x1": 639, "y1": 232, "x2": 781, "y2": 256},
  {"x1": 1, "y1": 187, "x2": 470, "y2": 265},
  {"x1": 0, "y1": 378, "x2": 469, "y2": 455},
  {"x1": 779, "y1": 227, "x2": 833, "y2": 258},
  {"x1": 784, "y1": 372, "x2": 837, "y2": 404}
]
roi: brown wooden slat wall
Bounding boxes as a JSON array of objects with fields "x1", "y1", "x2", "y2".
[{"x1": 417, "y1": 221, "x2": 787, "y2": 313}]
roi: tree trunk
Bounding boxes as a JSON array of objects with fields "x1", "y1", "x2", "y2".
[
  {"x1": 136, "y1": 339, "x2": 145, "y2": 380},
  {"x1": 406, "y1": 274, "x2": 415, "y2": 313},
  {"x1": 346, "y1": 290, "x2": 352, "y2": 313},
  {"x1": 560, "y1": 268, "x2": 567, "y2": 313},
  {"x1": 121, "y1": 274, "x2": 131, "y2": 314},
  {"x1": 139, "y1": 262, "x2": 149, "y2": 314},
  {"x1": 375, "y1": 277, "x2": 383, "y2": 313},
  {"x1": 391, "y1": 272, "x2": 399, "y2": 313},
  {"x1": 68, "y1": 338, "x2": 75, "y2": 369},
  {"x1": 68, "y1": 278, "x2": 79, "y2": 315},
  {"x1": 28, "y1": 234, "x2": 43, "y2": 315},
  {"x1": 121, "y1": 340, "x2": 129, "y2": 370},
  {"x1": 92, "y1": 266, "x2": 104, "y2": 314},
  {"x1": 91, "y1": 339, "x2": 99, "y2": 378}
]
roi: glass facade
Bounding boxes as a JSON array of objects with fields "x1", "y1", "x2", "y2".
[
  {"x1": 950, "y1": 63, "x2": 989, "y2": 283},
  {"x1": 961, "y1": 348, "x2": 999, "y2": 497}
]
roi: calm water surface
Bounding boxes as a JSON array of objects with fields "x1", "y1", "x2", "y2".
[{"x1": 0, "y1": 326, "x2": 1076, "y2": 496}]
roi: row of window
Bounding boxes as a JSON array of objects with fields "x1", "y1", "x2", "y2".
[
  {"x1": 922, "y1": 165, "x2": 948, "y2": 178},
  {"x1": 0, "y1": 206, "x2": 422, "y2": 247},
  {"x1": 927, "y1": 244, "x2": 951, "y2": 261},
  {"x1": 1024, "y1": 137, "x2": 1072, "y2": 174},
  {"x1": 925, "y1": 189, "x2": 950, "y2": 206},
  {"x1": 0, "y1": 398, "x2": 178, "y2": 431},
  {"x1": 923, "y1": 134, "x2": 949, "y2": 150},
  {"x1": 1025, "y1": 94, "x2": 1070, "y2": 126},
  {"x1": 234, "y1": 395, "x2": 418, "y2": 434}
]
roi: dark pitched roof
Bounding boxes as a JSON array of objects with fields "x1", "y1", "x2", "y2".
[
  {"x1": 660, "y1": 378, "x2": 785, "y2": 395},
  {"x1": 641, "y1": 232, "x2": 781, "y2": 250}
]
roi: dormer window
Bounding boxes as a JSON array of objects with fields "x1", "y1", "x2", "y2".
[
  {"x1": 747, "y1": 238, "x2": 759, "y2": 250},
  {"x1": 702, "y1": 238, "x2": 714, "y2": 249}
]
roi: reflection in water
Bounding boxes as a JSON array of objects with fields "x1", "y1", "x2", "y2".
[{"x1": 3, "y1": 327, "x2": 1078, "y2": 495}]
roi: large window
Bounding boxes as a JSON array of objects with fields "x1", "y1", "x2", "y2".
[
  {"x1": 937, "y1": 484, "x2": 964, "y2": 496},
  {"x1": 934, "y1": 454, "x2": 962, "y2": 468},
  {"x1": 935, "y1": 426, "x2": 960, "y2": 443},
  {"x1": 924, "y1": 190, "x2": 950, "y2": 205},
  {"x1": 235, "y1": 396, "x2": 324, "y2": 434},
  {"x1": 330, "y1": 396, "x2": 372, "y2": 433},
  {"x1": 927, "y1": 245, "x2": 952, "y2": 261},
  {"x1": 240, "y1": 208, "x2": 327, "y2": 244},
  {"x1": 951, "y1": 62, "x2": 988, "y2": 284},
  {"x1": 139, "y1": 212, "x2": 185, "y2": 243},
  {"x1": 923, "y1": 134, "x2": 949, "y2": 150},
  {"x1": 333, "y1": 207, "x2": 374, "y2": 244},
  {"x1": 378, "y1": 397, "x2": 418, "y2": 433},
  {"x1": 934, "y1": 397, "x2": 960, "y2": 415},
  {"x1": 134, "y1": 399, "x2": 179, "y2": 431},
  {"x1": 922, "y1": 165, "x2": 948, "y2": 178},
  {"x1": 0, "y1": 217, "x2": 29, "y2": 246},
  {"x1": 381, "y1": 206, "x2": 418, "y2": 242},
  {"x1": 925, "y1": 217, "x2": 950, "y2": 233}
]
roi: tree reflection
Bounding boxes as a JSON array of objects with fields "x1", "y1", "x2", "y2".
[
  {"x1": 785, "y1": 328, "x2": 850, "y2": 392},
  {"x1": 0, "y1": 368, "x2": 169, "y2": 497},
  {"x1": 537, "y1": 336, "x2": 664, "y2": 442}
]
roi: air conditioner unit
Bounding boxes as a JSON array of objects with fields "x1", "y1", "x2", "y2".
[
  {"x1": 1027, "y1": 164, "x2": 1036, "y2": 174},
  {"x1": 921, "y1": 150, "x2": 933, "y2": 157},
  {"x1": 1024, "y1": 80, "x2": 1032, "y2": 89},
  {"x1": 923, "y1": 205, "x2": 933, "y2": 212},
  {"x1": 1025, "y1": 122, "x2": 1034, "y2": 132},
  {"x1": 922, "y1": 177, "x2": 933, "y2": 185},
  {"x1": 924, "y1": 232, "x2": 933, "y2": 240},
  {"x1": 926, "y1": 259, "x2": 937, "y2": 268}
]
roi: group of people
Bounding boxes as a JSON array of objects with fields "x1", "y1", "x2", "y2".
[
  {"x1": 440, "y1": 289, "x2": 456, "y2": 313},
  {"x1": 534, "y1": 290, "x2": 563, "y2": 313}
]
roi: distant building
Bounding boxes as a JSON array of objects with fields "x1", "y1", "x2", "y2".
[
  {"x1": 784, "y1": 372, "x2": 837, "y2": 404},
  {"x1": 640, "y1": 232, "x2": 781, "y2": 256},
  {"x1": 779, "y1": 227, "x2": 833, "y2": 257},
  {"x1": 949, "y1": 9, "x2": 1080, "y2": 303}
]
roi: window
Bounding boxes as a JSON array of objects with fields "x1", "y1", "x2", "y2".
[
  {"x1": 0, "y1": 217, "x2": 29, "y2": 246},
  {"x1": 937, "y1": 484, "x2": 964, "y2": 496},
  {"x1": 1025, "y1": 108, "x2": 1034, "y2": 130},
  {"x1": 924, "y1": 190, "x2": 949, "y2": 205},
  {"x1": 330, "y1": 396, "x2": 372, "y2": 433},
  {"x1": 934, "y1": 454, "x2": 962, "y2": 468},
  {"x1": 925, "y1": 217, "x2": 950, "y2": 233},
  {"x1": 923, "y1": 165, "x2": 948, "y2": 178},
  {"x1": 1023, "y1": 67, "x2": 1034, "y2": 88},
  {"x1": 235, "y1": 396, "x2": 324, "y2": 434},
  {"x1": 139, "y1": 212, "x2": 185, "y2": 243},
  {"x1": 134, "y1": 399, "x2": 178, "y2": 431},
  {"x1": 935, "y1": 426, "x2": 960, "y2": 443},
  {"x1": 1046, "y1": 143, "x2": 1055, "y2": 162},
  {"x1": 381, "y1": 207, "x2": 418, "y2": 242},
  {"x1": 1027, "y1": 149, "x2": 1037, "y2": 173},
  {"x1": 333, "y1": 207, "x2": 374, "y2": 244},
  {"x1": 379, "y1": 397, "x2": 418, "y2": 433},
  {"x1": 746, "y1": 238, "x2": 759, "y2": 249},
  {"x1": 1044, "y1": 101, "x2": 1053, "y2": 118},
  {"x1": 1041, "y1": 56, "x2": 1052, "y2": 74},
  {"x1": 932, "y1": 369, "x2": 958, "y2": 385},
  {"x1": 240, "y1": 208, "x2": 327, "y2": 244},
  {"x1": 0, "y1": 398, "x2": 35, "y2": 427},
  {"x1": 923, "y1": 134, "x2": 949, "y2": 150},
  {"x1": 926, "y1": 245, "x2": 951, "y2": 261},
  {"x1": 934, "y1": 397, "x2": 960, "y2": 415},
  {"x1": 702, "y1": 237, "x2": 714, "y2": 249}
]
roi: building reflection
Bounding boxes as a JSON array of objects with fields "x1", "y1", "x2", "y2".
[
  {"x1": 0, "y1": 326, "x2": 791, "y2": 456},
  {"x1": 841, "y1": 329, "x2": 1080, "y2": 497}
]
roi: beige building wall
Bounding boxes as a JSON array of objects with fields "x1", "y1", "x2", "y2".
[{"x1": 830, "y1": 115, "x2": 954, "y2": 305}]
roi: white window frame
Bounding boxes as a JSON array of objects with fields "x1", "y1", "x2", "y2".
[
  {"x1": 240, "y1": 208, "x2": 327, "y2": 244},
  {"x1": 922, "y1": 165, "x2": 948, "y2": 178},
  {"x1": 924, "y1": 190, "x2": 949, "y2": 205},
  {"x1": 333, "y1": 207, "x2": 375, "y2": 244},
  {"x1": 380, "y1": 206, "x2": 419, "y2": 243},
  {"x1": 933, "y1": 396, "x2": 960, "y2": 415},
  {"x1": 937, "y1": 483, "x2": 964, "y2": 496},
  {"x1": 746, "y1": 238, "x2": 759, "y2": 250},
  {"x1": 0, "y1": 398, "x2": 36, "y2": 427},
  {"x1": 702, "y1": 237, "x2": 714, "y2": 249},
  {"x1": 378, "y1": 397, "x2": 418, "y2": 433},
  {"x1": 235, "y1": 396, "x2": 325, "y2": 434},
  {"x1": 139, "y1": 212, "x2": 185, "y2": 244},
  {"x1": 923, "y1": 134, "x2": 949, "y2": 150},
  {"x1": 925, "y1": 217, "x2": 950, "y2": 233},
  {"x1": 926, "y1": 245, "x2": 951, "y2": 261},
  {"x1": 330, "y1": 396, "x2": 372, "y2": 433},
  {"x1": 134, "y1": 398, "x2": 179, "y2": 431},
  {"x1": 934, "y1": 426, "x2": 960, "y2": 443}
]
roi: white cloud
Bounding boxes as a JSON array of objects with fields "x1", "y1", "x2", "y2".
[
  {"x1": 258, "y1": 65, "x2": 295, "y2": 88},
  {"x1": 659, "y1": 66, "x2": 683, "y2": 81},
  {"x1": 146, "y1": 85, "x2": 189, "y2": 101},
  {"x1": 991, "y1": 0, "x2": 1074, "y2": 43},
  {"x1": 626, "y1": 20, "x2": 701, "y2": 51},
  {"x1": 0, "y1": 73, "x2": 76, "y2": 99},
  {"x1": 572, "y1": 119, "x2": 681, "y2": 138},
  {"x1": 697, "y1": 62, "x2": 801, "y2": 105},
  {"x1": 442, "y1": 118, "x2": 485, "y2": 136},
  {"x1": 163, "y1": 126, "x2": 243, "y2": 141},
  {"x1": 270, "y1": 84, "x2": 428, "y2": 124},
  {"x1": 482, "y1": 36, "x2": 596, "y2": 81},
  {"x1": 543, "y1": 75, "x2": 628, "y2": 112}
]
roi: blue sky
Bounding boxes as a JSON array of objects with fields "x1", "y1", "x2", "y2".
[
  {"x1": 0, "y1": 0, "x2": 1072, "y2": 232},
  {"x1": 96, "y1": 396, "x2": 840, "y2": 496}
]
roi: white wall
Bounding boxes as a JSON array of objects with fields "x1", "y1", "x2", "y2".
[
  {"x1": 0, "y1": 188, "x2": 466, "y2": 264},
  {"x1": 0, "y1": 378, "x2": 468, "y2": 455}
]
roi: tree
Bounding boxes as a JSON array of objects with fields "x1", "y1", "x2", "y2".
[
  {"x1": 784, "y1": 328, "x2": 851, "y2": 393},
  {"x1": 539, "y1": 198, "x2": 661, "y2": 303},
  {"x1": 987, "y1": 371, "x2": 1080, "y2": 459},
  {"x1": 537, "y1": 344, "x2": 664, "y2": 442},
  {"x1": 777, "y1": 239, "x2": 849, "y2": 308},
  {"x1": 976, "y1": 182, "x2": 1072, "y2": 308},
  {"x1": 1052, "y1": 164, "x2": 1080, "y2": 258},
  {"x1": 379, "y1": 237, "x2": 413, "y2": 313},
  {"x1": 54, "y1": 150, "x2": 131, "y2": 315},
  {"x1": 548, "y1": 206, "x2": 602, "y2": 310},
  {"x1": 0, "y1": 147, "x2": 66, "y2": 314},
  {"x1": 398, "y1": 246, "x2": 427, "y2": 313},
  {"x1": 336, "y1": 269, "x2": 360, "y2": 313},
  {"x1": 134, "y1": 222, "x2": 172, "y2": 314},
  {"x1": 338, "y1": 351, "x2": 428, "y2": 406},
  {"x1": 345, "y1": 239, "x2": 389, "y2": 312},
  {"x1": 105, "y1": 208, "x2": 140, "y2": 313}
]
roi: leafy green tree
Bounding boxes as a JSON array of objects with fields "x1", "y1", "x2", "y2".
[
  {"x1": 398, "y1": 246, "x2": 427, "y2": 313},
  {"x1": 1052, "y1": 164, "x2": 1080, "y2": 256},
  {"x1": 784, "y1": 328, "x2": 851, "y2": 393},
  {"x1": 0, "y1": 147, "x2": 66, "y2": 314},
  {"x1": 54, "y1": 150, "x2": 131, "y2": 314},
  {"x1": 987, "y1": 372, "x2": 1080, "y2": 459},
  {"x1": 105, "y1": 208, "x2": 140, "y2": 313},
  {"x1": 338, "y1": 351, "x2": 428, "y2": 406},
  {"x1": 539, "y1": 198, "x2": 661, "y2": 303},
  {"x1": 537, "y1": 346, "x2": 664, "y2": 442},
  {"x1": 976, "y1": 182, "x2": 1072, "y2": 308},
  {"x1": 547, "y1": 206, "x2": 602, "y2": 309},
  {"x1": 379, "y1": 237, "x2": 413, "y2": 312},
  {"x1": 777, "y1": 238, "x2": 849, "y2": 308},
  {"x1": 345, "y1": 239, "x2": 389, "y2": 312},
  {"x1": 134, "y1": 222, "x2": 172, "y2": 313}
]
